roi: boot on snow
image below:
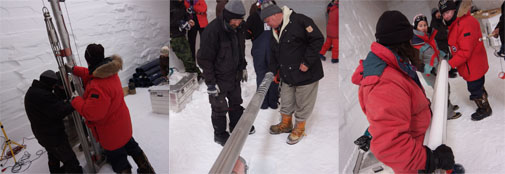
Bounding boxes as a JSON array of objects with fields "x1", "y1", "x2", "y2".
[
  {"x1": 287, "y1": 120, "x2": 306, "y2": 145},
  {"x1": 214, "y1": 132, "x2": 230, "y2": 146},
  {"x1": 132, "y1": 150, "x2": 155, "y2": 174},
  {"x1": 270, "y1": 114, "x2": 293, "y2": 134},
  {"x1": 471, "y1": 93, "x2": 492, "y2": 121}
]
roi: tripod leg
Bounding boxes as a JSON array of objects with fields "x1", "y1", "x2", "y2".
[
  {"x1": 1, "y1": 142, "x2": 7, "y2": 160},
  {"x1": 7, "y1": 142, "x2": 17, "y2": 163},
  {"x1": 11, "y1": 141, "x2": 25, "y2": 148}
]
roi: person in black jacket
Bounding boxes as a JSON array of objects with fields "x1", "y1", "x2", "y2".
[
  {"x1": 492, "y1": 1, "x2": 504, "y2": 57},
  {"x1": 171, "y1": 0, "x2": 202, "y2": 79},
  {"x1": 261, "y1": 1, "x2": 324, "y2": 145},
  {"x1": 245, "y1": 0, "x2": 279, "y2": 110},
  {"x1": 430, "y1": 7, "x2": 458, "y2": 78},
  {"x1": 197, "y1": 0, "x2": 254, "y2": 146},
  {"x1": 24, "y1": 70, "x2": 83, "y2": 173}
]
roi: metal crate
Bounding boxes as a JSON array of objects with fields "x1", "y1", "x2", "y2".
[
  {"x1": 148, "y1": 85, "x2": 170, "y2": 115},
  {"x1": 168, "y1": 73, "x2": 198, "y2": 112}
]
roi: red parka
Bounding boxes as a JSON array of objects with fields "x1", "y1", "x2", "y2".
[
  {"x1": 447, "y1": 11, "x2": 489, "y2": 81},
  {"x1": 352, "y1": 42, "x2": 432, "y2": 173},
  {"x1": 185, "y1": 0, "x2": 209, "y2": 28},
  {"x1": 326, "y1": 3, "x2": 338, "y2": 38},
  {"x1": 71, "y1": 55, "x2": 133, "y2": 151}
]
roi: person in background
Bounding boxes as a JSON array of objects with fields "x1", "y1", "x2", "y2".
[
  {"x1": 261, "y1": 1, "x2": 324, "y2": 145},
  {"x1": 491, "y1": 1, "x2": 504, "y2": 58},
  {"x1": 69, "y1": 44, "x2": 155, "y2": 173},
  {"x1": 160, "y1": 46, "x2": 170, "y2": 79},
  {"x1": 171, "y1": 0, "x2": 203, "y2": 80},
  {"x1": 351, "y1": 10, "x2": 455, "y2": 173},
  {"x1": 245, "y1": 0, "x2": 279, "y2": 110},
  {"x1": 197, "y1": 0, "x2": 255, "y2": 146},
  {"x1": 439, "y1": 0, "x2": 492, "y2": 120},
  {"x1": 184, "y1": 0, "x2": 208, "y2": 66},
  {"x1": 24, "y1": 70, "x2": 83, "y2": 173},
  {"x1": 319, "y1": 0, "x2": 339, "y2": 63},
  {"x1": 411, "y1": 14, "x2": 461, "y2": 120},
  {"x1": 430, "y1": 7, "x2": 458, "y2": 78},
  {"x1": 216, "y1": 0, "x2": 228, "y2": 17}
]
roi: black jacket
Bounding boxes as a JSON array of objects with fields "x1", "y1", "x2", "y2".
[
  {"x1": 24, "y1": 80, "x2": 74, "y2": 147},
  {"x1": 197, "y1": 16, "x2": 247, "y2": 91},
  {"x1": 430, "y1": 13, "x2": 450, "y2": 54},
  {"x1": 171, "y1": 0, "x2": 189, "y2": 38},
  {"x1": 245, "y1": 9, "x2": 265, "y2": 41},
  {"x1": 269, "y1": 10, "x2": 324, "y2": 86},
  {"x1": 496, "y1": 1, "x2": 504, "y2": 44}
]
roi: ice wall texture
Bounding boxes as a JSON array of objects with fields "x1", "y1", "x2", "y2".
[
  {"x1": 0, "y1": 0, "x2": 169, "y2": 141},
  {"x1": 338, "y1": 1, "x2": 388, "y2": 173}
]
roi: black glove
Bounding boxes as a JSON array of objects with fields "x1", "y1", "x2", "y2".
[
  {"x1": 421, "y1": 144, "x2": 455, "y2": 173},
  {"x1": 207, "y1": 85, "x2": 219, "y2": 97},
  {"x1": 354, "y1": 135, "x2": 371, "y2": 152},
  {"x1": 65, "y1": 64, "x2": 74, "y2": 74}
]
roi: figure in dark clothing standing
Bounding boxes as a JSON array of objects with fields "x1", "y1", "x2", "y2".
[
  {"x1": 197, "y1": 0, "x2": 255, "y2": 146},
  {"x1": 245, "y1": 0, "x2": 279, "y2": 110},
  {"x1": 171, "y1": 0, "x2": 202, "y2": 79},
  {"x1": 24, "y1": 70, "x2": 83, "y2": 173},
  {"x1": 491, "y1": 1, "x2": 504, "y2": 57},
  {"x1": 430, "y1": 7, "x2": 458, "y2": 78}
]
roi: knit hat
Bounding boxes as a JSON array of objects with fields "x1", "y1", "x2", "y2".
[
  {"x1": 161, "y1": 46, "x2": 169, "y2": 56},
  {"x1": 40, "y1": 70, "x2": 58, "y2": 86},
  {"x1": 413, "y1": 14, "x2": 428, "y2": 29},
  {"x1": 438, "y1": 0, "x2": 456, "y2": 14},
  {"x1": 375, "y1": 11, "x2": 413, "y2": 46},
  {"x1": 223, "y1": 0, "x2": 245, "y2": 22},
  {"x1": 84, "y1": 43, "x2": 105, "y2": 67},
  {"x1": 260, "y1": 0, "x2": 282, "y2": 21}
]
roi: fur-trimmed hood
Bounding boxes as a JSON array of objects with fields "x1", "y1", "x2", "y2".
[{"x1": 93, "y1": 54, "x2": 123, "y2": 78}]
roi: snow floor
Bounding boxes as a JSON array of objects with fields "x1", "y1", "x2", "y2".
[{"x1": 168, "y1": 41, "x2": 340, "y2": 174}]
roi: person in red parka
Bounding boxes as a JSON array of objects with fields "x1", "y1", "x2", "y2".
[
  {"x1": 351, "y1": 11, "x2": 455, "y2": 173},
  {"x1": 69, "y1": 44, "x2": 155, "y2": 173},
  {"x1": 185, "y1": 0, "x2": 208, "y2": 66},
  {"x1": 319, "y1": 0, "x2": 339, "y2": 63},
  {"x1": 439, "y1": 0, "x2": 492, "y2": 120}
]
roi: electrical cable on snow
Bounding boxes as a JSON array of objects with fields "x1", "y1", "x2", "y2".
[{"x1": 0, "y1": 136, "x2": 45, "y2": 173}]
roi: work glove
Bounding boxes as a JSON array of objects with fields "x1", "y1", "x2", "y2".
[
  {"x1": 207, "y1": 85, "x2": 219, "y2": 97},
  {"x1": 421, "y1": 144, "x2": 455, "y2": 173},
  {"x1": 186, "y1": 6, "x2": 195, "y2": 14},
  {"x1": 179, "y1": 20, "x2": 191, "y2": 31},
  {"x1": 65, "y1": 64, "x2": 74, "y2": 74},
  {"x1": 241, "y1": 69, "x2": 247, "y2": 82}
]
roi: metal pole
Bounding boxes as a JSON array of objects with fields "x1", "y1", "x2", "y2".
[
  {"x1": 209, "y1": 72, "x2": 274, "y2": 174},
  {"x1": 47, "y1": 1, "x2": 102, "y2": 172}
]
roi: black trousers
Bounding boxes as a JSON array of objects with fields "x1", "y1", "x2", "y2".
[
  {"x1": 104, "y1": 137, "x2": 143, "y2": 173},
  {"x1": 209, "y1": 83, "x2": 244, "y2": 136},
  {"x1": 45, "y1": 140, "x2": 82, "y2": 173},
  {"x1": 467, "y1": 76, "x2": 486, "y2": 100},
  {"x1": 187, "y1": 26, "x2": 204, "y2": 63}
]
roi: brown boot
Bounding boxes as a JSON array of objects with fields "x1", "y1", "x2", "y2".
[
  {"x1": 287, "y1": 120, "x2": 306, "y2": 145},
  {"x1": 471, "y1": 93, "x2": 492, "y2": 121},
  {"x1": 269, "y1": 114, "x2": 293, "y2": 134},
  {"x1": 132, "y1": 151, "x2": 155, "y2": 174}
]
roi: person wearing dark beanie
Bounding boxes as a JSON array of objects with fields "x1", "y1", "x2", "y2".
[
  {"x1": 197, "y1": 0, "x2": 255, "y2": 146},
  {"x1": 24, "y1": 70, "x2": 83, "y2": 173},
  {"x1": 351, "y1": 10, "x2": 456, "y2": 174},
  {"x1": 374, "y1": 10, "x2": 413, "y2": 46},
  {"x1": 439, "y1": 0, "x2": 492, "y2": 121}
]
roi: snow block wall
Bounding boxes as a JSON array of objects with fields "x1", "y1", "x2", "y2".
[
  {"x1": 338, "y1": 1, "x2": 387, "y2": 172},
  {"x1": 0, "y1": 0, "x2": 169, "y2": 142}
]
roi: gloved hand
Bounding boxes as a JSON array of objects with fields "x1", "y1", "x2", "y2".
[
  {"x1": 422, "y1": 144, "x2": 455, "y2": 173},
  {"x1": 186, "y1": 6, "x2": 195, "y2": 14},
  {"x1": 241, "y1": 69, "x2": 247, "y2": 82},
  {"x1": 65, "y1": 64, "x2": 74, "y2": 74},
  {"x1": 207, "y1": 85, "x2": 219, "y2": 97},
  {"x1": 273, "y1": 71, "x2": 280, "y2": 84},
  {"x1": 179, "y1": 20, "x2": 191, "y2": 31}
]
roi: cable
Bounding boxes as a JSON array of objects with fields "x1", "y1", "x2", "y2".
[
  {"x1": 0, "y1": 137, "x2": 46, "y2": 173},
  {"x1": 63, "y1": 1, "x2": 83, "y2": 66}
]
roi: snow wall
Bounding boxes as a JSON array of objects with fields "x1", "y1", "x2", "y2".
[
  {"x1": 1, "y1": 0, "x2": 169, "y2": 143},
  {"x1": 339, "y1": 0, "x2": 504, "y2": 173}
]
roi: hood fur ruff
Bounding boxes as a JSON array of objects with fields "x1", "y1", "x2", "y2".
[{"x1": 93, "y1": 54, "x2": 123, "y2": 78}]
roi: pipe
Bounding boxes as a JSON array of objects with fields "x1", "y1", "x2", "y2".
[{"x1": 209, "y1": 72, "x2": 274, "y2": 174}]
